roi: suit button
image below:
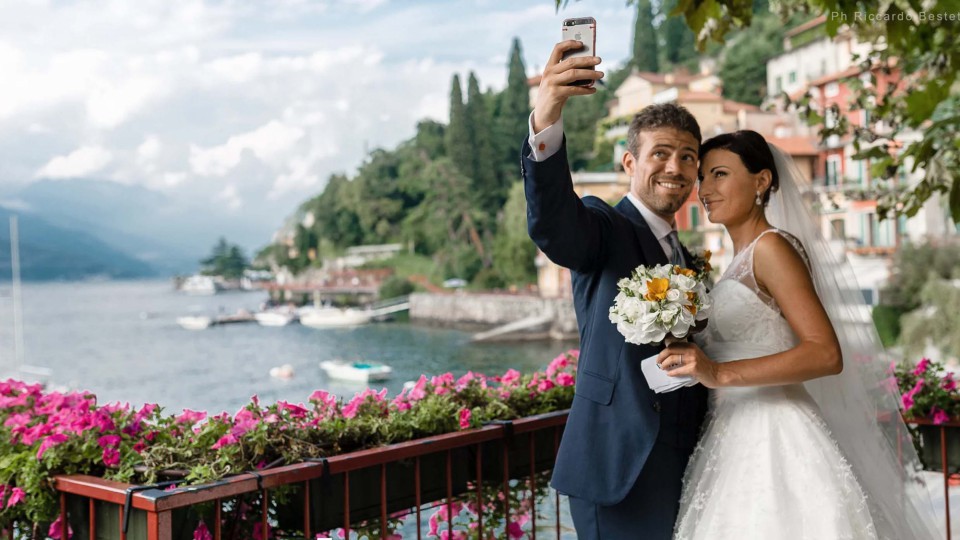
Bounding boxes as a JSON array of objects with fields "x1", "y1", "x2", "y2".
[{"x1": 652, "y1": 401, "x2": 661, "y2": 413}]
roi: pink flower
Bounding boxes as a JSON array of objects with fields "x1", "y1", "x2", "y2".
[
  {"x1": 537, "y1": 378, "x2": 556, "y2": 393},
  {"x1": 252, "y1": 521, "x2": 271, "y2": 540},
  {"x1": 914, "y1": 358, "x2": 931, "y2": 376},
  {"x1": 458, "y1": 408, "x2": 472, "y2": 430},
  {"x1": 408, "y1": 375, "x2": 429, "y2": 401},
  {"x1": 48, "y1": 517, "x2": 73, "y2": 540},
  {"x1": 933, "y1": 407, "x2": 951, "y2": 425},
  {"x1": 279, "y1": 401, "x2": 308, "y2": 419},
  {"x1": 507, "y1": 519, "x2": 525, "y2": 539},
  {"x1": 133, "y1": 440, "x2": 147, "y2": 453},
  {"x1": 944, "y1": 373, "x2": 957, "y2": 392},
  {"x1": 176, "y1": 409, "x2": 207, "y2": 425},
  {"x1": 555, "y1": 372, "x2": 575, "y2": 387},
  {"x1": 193, "y1": 521, "x2": 213, "y2": 540},
  {"x1": 97, "y1": 435, "x2": 121, "y2": 448},
  {"x1": 902, "y1": 392, "x2": 915, "y2": 410},
  {"x1": 102, "y1": 447, "x2": 120, "y2": 467},
  {"x1": 37, "y1": 433, "x2": 70, "y2": 459},
  {"x1": 547, "y1": 353, "x2": 569, "y2": 377},
  {"x1": 211, "y1": 433, "x2": 238, "y2": 450},
  {"x1": 501, "y1": 369, "x2": 521, "y2": 386},
  {"x1": 5, "y1": 487, "x2": 25, "y2": 508}
]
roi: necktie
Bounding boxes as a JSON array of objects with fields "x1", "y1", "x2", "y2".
[{"x1": 666, "y1": 230, "x2": 686, "y2": 268}]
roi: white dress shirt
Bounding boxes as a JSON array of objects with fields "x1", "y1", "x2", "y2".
[{"x1": 527, "y1": 112, "x2": 680, "y2": 261}]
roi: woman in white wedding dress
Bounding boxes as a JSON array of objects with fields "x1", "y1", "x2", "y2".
[{"x1": 660, "y1": 130, "x2": 941, "y2": 539}]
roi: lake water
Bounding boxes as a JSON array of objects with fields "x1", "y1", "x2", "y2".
[{"x1": 0, "y1": 279, "x2": 575, "y2": 415}]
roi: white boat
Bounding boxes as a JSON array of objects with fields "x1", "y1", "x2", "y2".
[
  {"x1": 176, "y1": 315, "x2": 213, "y2": 330},
  {"x1": 320, "y1": 359, "x2": 393, "y2": 382},
  {"x1": 269, "y1": 364, "x2": 295, "y2": 379},
  {"x1": 299, "y1": 307, "x2": 372, "y2": 329},
  {"x1": 180, "y1": 275, "x2": 221, "y2": 296},
  {"x1": 255, "y1": 309, "x2": 297, "y2": 327}
]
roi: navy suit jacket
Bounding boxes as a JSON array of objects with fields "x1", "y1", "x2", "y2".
[{"x1": 521, "y1": 138, "x2": 708, "y2": 505}]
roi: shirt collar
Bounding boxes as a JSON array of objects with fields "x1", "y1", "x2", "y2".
[{"x1": 626, "y1": 192, "x2": 676, "y2": 240}]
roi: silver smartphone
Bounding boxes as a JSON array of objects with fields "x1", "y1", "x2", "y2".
[{"x1": 561, "y1": 17, "x2": 597, "y2": 87}]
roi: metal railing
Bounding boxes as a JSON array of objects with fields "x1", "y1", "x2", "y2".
[
  {"x1": 52, "y1": 411, "x2": 569, "y2": 540},
  {"x1": 904, "y1": 418, "x2": 960, "y2": 540}
]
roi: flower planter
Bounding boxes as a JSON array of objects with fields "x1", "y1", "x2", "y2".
[{"x1": 915, "y1": 424, "x2": 960, "y2": 473}]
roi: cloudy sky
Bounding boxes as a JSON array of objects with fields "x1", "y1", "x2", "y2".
[{"x1": 0, "y1": 0, "x2": 636, "y2": 252}]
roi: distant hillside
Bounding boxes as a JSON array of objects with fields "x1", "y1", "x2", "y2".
[
  {"x1": 0, "y1": 207, "x2": 156, "y2": 281},
  {"x1": 14, "y1": 179, "x2": 202, "y2": 275}
]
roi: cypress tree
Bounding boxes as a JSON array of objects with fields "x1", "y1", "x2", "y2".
[
  {"x1": 465, "y1": 72, "x2": 501, "y2": 213},
  {"x1": 633, "y1": 0, "x2": 659, "y2": 72},
  {"x1": 662, "y1": 0, "x2": 698, "y2": 68},
  {"x1": 498, "y1": 38, "x2": 531, "y2": 176},
  {"x1": 445, "y1": 74, "x2": 473, "y2": 178}
]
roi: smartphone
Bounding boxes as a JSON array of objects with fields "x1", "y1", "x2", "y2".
[{"x1": 561, "y1": 17, "x2": 597, "y2": 87}]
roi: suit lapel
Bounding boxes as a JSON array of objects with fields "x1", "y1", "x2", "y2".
[{"x1": 615, "y1": 198, "x2": 669, "y2": 266}]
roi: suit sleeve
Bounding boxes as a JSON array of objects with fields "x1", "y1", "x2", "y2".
[{"x1": 521, "y1": 136, "x2": 611, "y2": 273}]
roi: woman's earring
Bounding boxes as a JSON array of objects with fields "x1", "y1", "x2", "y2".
[{"x1": 755, "y1": 191, "x2": 763, "y2": 206}]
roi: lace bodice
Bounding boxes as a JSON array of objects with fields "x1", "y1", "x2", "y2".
[{"x1": 698, "y1": 229, "x2": 809, "y2": 358}]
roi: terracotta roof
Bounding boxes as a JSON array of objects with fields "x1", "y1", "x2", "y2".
[
  {"x1": 722, "y1": 99, "x2": 761, "y2": 113},
  {"x1": 808, "y1": 65, "x2": 862, "y2": 87},
  {"x1": 678, "y1": 90, "x2": 722, "y2": 102},
  {"x1": 635, "y1": 71, "x2": 700, "y2": 85},
  {"x1": 785, "y1": 15, "x2": 827, "y2": 38},
  {"x1": 766, "y1": 136, "x2": 819, "y2": 156}
]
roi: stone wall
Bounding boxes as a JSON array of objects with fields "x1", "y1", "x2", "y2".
[{"x1": 409, "y1": 292, "x2": 579, "y2": 340}]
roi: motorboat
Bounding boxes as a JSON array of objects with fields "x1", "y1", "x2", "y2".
[
  {"x1": 255, "y1": 308, "x2": 297, "y2": 327},
  {"x1": 180, "y1": 275, "x2": 221, "y2": 296},
  {"x1": 319, "y1": 359, "x2": 392, "y2": 382},
  {"x1": 299, "y1": 307, "x2": 372, "y2": 329},
  {"x1": 176, "y1": 315, "x2": 213, "y2": 330}
]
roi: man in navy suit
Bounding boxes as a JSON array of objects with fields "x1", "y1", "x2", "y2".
[{"x1": 521, "y1": 41, "x2": 709, "y2": 539}]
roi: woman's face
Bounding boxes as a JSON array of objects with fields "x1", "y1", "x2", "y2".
[{"x1": 698, "y1": 149, "x2": 770, "y2": 225}]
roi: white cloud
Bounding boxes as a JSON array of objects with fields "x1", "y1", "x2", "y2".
[
  {"x1": 137, "y1": 135, "x2": 162, "y2": 162},
  {"x1": 36, "y1": 146, "x2": 113, "y2": 179},
  {"x1": 189, "y1": 120, "x2": 306, "y2": 176},
  {"x1": 216, "y1": 184, "x2": 242, "y2": 210}
]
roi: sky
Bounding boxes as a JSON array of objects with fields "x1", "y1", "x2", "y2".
[{"x1": 0, "y1": 0, "x2": 637, "y2": 253}]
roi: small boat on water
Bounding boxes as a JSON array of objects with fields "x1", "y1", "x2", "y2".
[
  {"x1": 180, "y1": 275, "x2": 221, "y2": 296},
  {"x1": 319, "y1": 359, "x2": 393, "y2": 382},
  {"x1": 299, "y1": 307, "x2": 373, "y2": 329},
  {"x1": 254, "y1": 308, "x2": 297, "y2": 327},
  {"x1": 176, "y1": 315, "x2": 213, "y2": 330},
  {"x1": 269, "y1": 364, "x2": 295, "y2": 379}
]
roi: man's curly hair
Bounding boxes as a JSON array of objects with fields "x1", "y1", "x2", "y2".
[{"x1": 626, "y1": 102, "x2": 702, "y2": 156}]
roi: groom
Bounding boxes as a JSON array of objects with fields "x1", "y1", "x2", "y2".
[{"x1": 521, "y1": 41, "x2": 709, "y2": 539}]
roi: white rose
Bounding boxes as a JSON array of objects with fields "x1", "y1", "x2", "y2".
[{"x1": 666, "y1": 288, "x2": 682, "y2": 302}]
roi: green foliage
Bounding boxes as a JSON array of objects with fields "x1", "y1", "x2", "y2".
[
  {"x1": 633, "y1": 0, "x2": 660, "y2": 72},
  {"x1": 881, "y1": 240, "x2": 960, "y2": 315},
  {"x1": 893, "y1": 357, "x2": 958, "y2": 420},
  {"x1": 492, "y1": 182, "x2": 538, "y2": 286},
  {"x1": 200, "y1": 237, "x2": 248, "y2": 279},
  {"x1": 445, "y1": 74, "x2": 473, "y2": 185},
  {"x1": 465, "y1": 72, "x2": 503, "y2": 215},
  {"x1": 719, "y1": 13, "x2": 783, "y2": 106},
  {"x1": 496, "y1": 38, "x2": 532, "y2": 181},
  {"x1": 872, "y1": 304, "x2": 902, "y2": 348},
  {"x1": 378, "y1": 276, "x2": 415, "y2": 300},
  {"x1": 661, "y1": 0, "x2": 698, "y2": 71},
  {"x1": 900, "y1": 276, "x2": 960, "y2": 361}
]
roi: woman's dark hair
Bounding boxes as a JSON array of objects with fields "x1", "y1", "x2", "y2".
[{"x1": 699, "y1": 130, "x2": 780, "y2": 206}]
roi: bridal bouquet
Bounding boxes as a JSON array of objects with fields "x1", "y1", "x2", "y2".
[{"x1": 608, "y1": 258, "x2": 712, "y2": 345}]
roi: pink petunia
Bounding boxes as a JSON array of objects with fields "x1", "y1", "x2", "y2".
[
  {"x1": 914, "y1": 358, "x2": 931, "y2": 376},
  {"x1": 944, "y1": 373, "x2": 957, "y2": 392},
  {"x1": 933, "y1": 407, "x2": 951, "y2": 425},
  {"x1": 193, "y1": 521, "x2": 213, "y2": 540},
  {"x1": 102, "y1": 447, "x2": 120, "y2": 467},
  {"x1": 48, "y1": 517, "x2": 73, "y2": 540},
  {"x1": 5, "y1": 487, "x2": 25, "y2": 508},
  {"x1": 537, "y1": 378, "x2": 555, "y2": 393},
  {"x1": 458, "y1": 408, "x2": 472, "y2": 430},
  {"x1": 97, "y1": 435, "x2": 121, "y2": 448},
  {"x1": 507, "y1": 520, "x2": 525, "y2": 539},
  {"x1": 501, "y1": 369, "x2": 521, "y2": 386},
  {"x1": 546, "y1": 353, "x2": 569, "y2": 377},
  {"x1": 176, "y1": 409, "x2": 208, "y2": 425},
  {"x1": 902, "y1": 392, "x2": 915, "y2": 410},
  {"x1": 555, "y1": 372, "x2": 575, "y2": 387},
  {"x1": 37, "y1": 433, "x2": 70, "y2": 459}
]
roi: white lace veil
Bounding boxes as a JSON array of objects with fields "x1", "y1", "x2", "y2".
[{"x1": 766, "y1": 143, "x2": 941, "y2": 539}]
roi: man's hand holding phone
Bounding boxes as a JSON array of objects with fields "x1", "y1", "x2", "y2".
[{"x1": 532, "y1": 40, "x2": 604, "y2": 134}]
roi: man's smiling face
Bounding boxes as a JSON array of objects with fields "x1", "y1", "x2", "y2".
[{"x1": 622, "y1": 128, "x2": 699, "y2": 222}]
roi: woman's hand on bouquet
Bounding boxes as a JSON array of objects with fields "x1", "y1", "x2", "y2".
[{"x1": 658, "y1": 341, "x2": 722, "y2": 389}]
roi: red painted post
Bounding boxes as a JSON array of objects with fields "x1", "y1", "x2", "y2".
[
  {"x1": 476, "y1": 444, "x2": 483, "y2": 539},
  {"x1": 380, "y1": 463, "x2": 388, "y2": 538},
  {"x1": 446, "y1": 450, "x2": 453, "y2": 538},
  {"x1": 415, "y1": 457, "x2": 422, "y2": 540},
  {"x1": 343, "y1": 471, "x2": 351, "y2": 539},
  {"x1": 303, "y1": 481, "x2": 311, "y2": 540},
  {"x1": 89, "y1": 498, "x2": 96, "y2": 540},
  {"x1": 943, "y1": 426, "x2": 951, "y2": 540}
]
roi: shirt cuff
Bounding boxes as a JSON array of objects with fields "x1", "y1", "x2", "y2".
[{"x1": 527, "y1": 111, "x2": 564, "y2": 162}]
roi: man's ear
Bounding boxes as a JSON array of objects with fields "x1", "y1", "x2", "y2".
[{"x1": 621, "y1": 151, "x2": 635, "y2": 176}]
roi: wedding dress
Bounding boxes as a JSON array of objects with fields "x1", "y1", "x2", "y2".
[
  {"x1": 674, "y1": 229, "x2": 877, "y2": 539},
  {"x1": 673, "y1": 144, "x2": 941, "y2": 539}
]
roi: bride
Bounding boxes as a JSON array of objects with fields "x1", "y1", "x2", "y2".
[{"x1": 660, "y1": 130, "x2": 941, "y2": 539}]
